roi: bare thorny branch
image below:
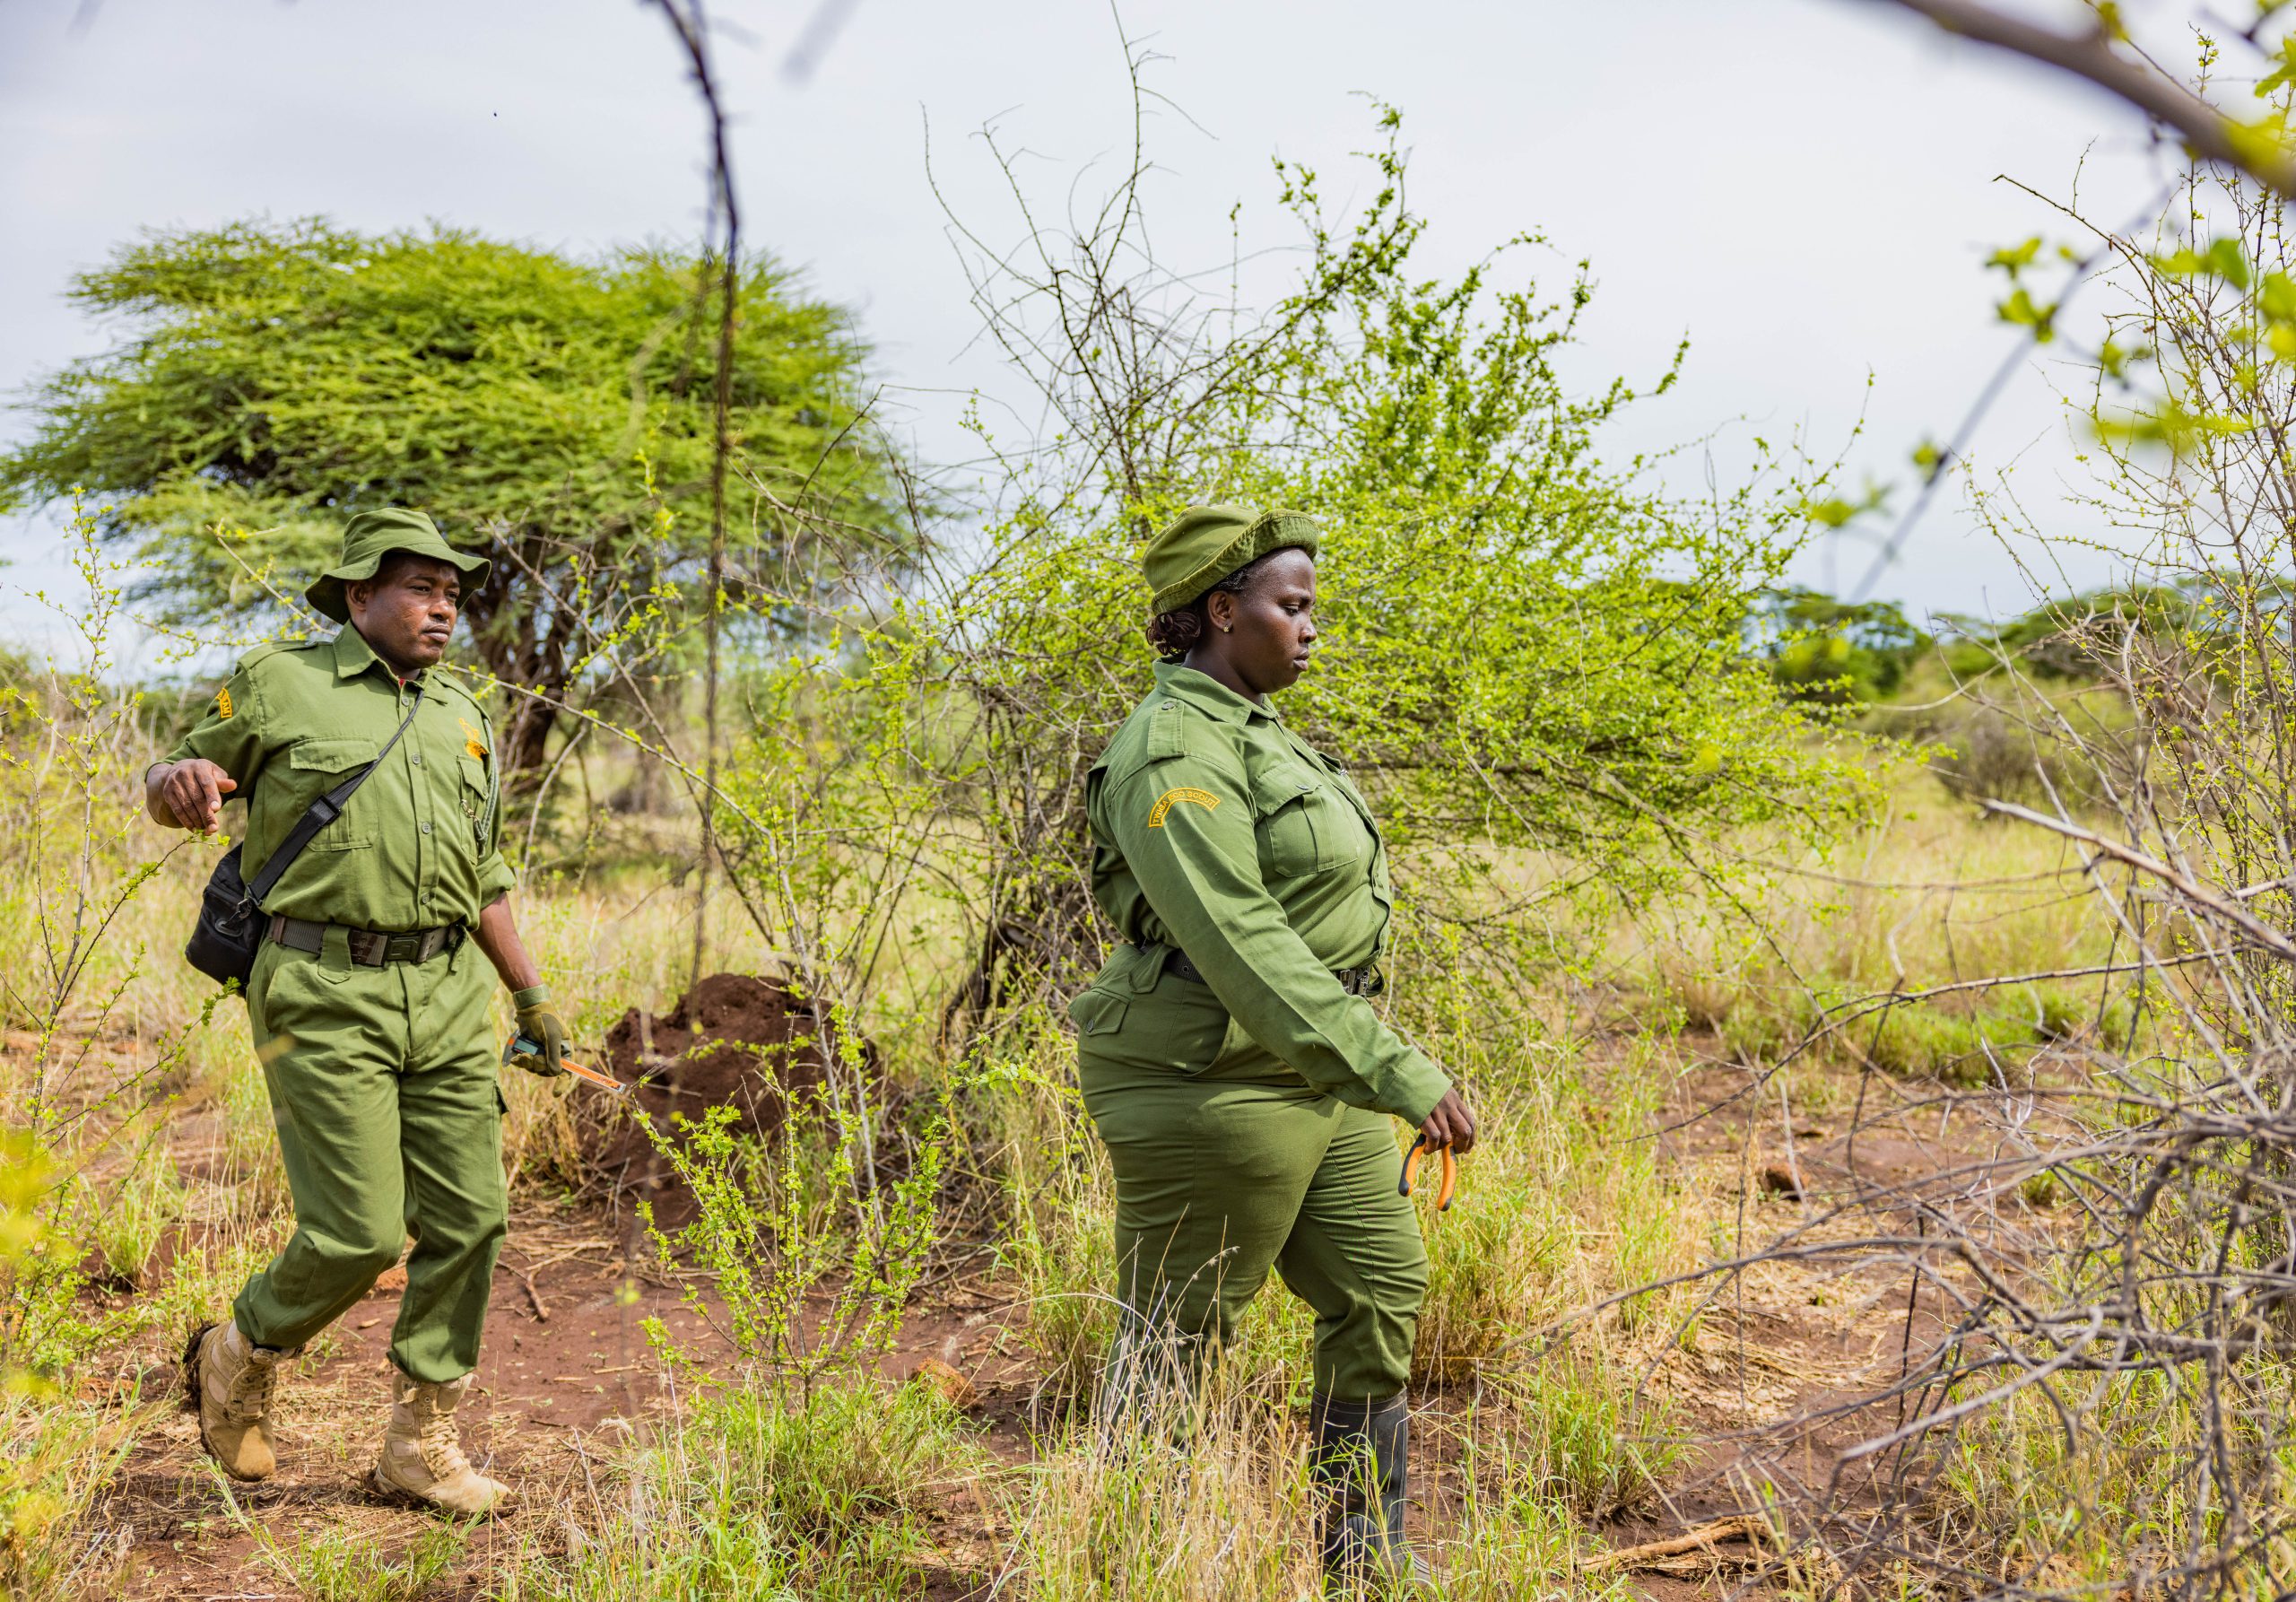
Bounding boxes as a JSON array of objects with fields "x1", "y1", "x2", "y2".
[
  {"x1": 1648, "y1": 137, "x2": 2296, "y2": 1589},
  {"x1": 643, "y1": 0, "x2": 743, "y2": 994},
  {"x1": 1860, "y1": 0, "x2": 2296, "y2": 198}
]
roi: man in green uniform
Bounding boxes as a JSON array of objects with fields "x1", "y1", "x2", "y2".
[
  {"x1": 144, "y1": 508, "x2": 574, "y2": 1517},
  {"x1": 1071, "y1": 505, "x2": 1476, "y2": 1589}
]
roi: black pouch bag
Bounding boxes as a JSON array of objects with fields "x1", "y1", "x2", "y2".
[{"x1": 184, "y1": 683, "x2": 426, "y2": 990}]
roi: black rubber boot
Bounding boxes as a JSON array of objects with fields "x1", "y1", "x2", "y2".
[{"x1": 1309, "y1": 1390, "x2": 1431, "y2": 1593}]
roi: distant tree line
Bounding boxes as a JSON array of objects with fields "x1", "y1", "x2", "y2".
[{"x1": 1751, "y1": 579, "x2": 2222, "y2": 705}]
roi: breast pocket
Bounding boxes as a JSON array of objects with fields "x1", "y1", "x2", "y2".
[
  {"x1": 286, "y1": 736, "x2": 379, "y2": 850},
  {"x1": 458, "y1": 755, "x2": 493, "y2": 849},
  {"x1": 1252, "y1": 763, "x2": 1356, "y2": 876}
]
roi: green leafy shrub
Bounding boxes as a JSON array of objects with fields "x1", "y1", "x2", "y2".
[
  {"x1": 637, "y1": 1006, "x2": 944, "y2": 1391},
  {"x1": 714, "y1": 106, "x2": 1884, "y2": 1037}
]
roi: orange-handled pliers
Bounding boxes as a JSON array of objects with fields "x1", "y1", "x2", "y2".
[
  {"x1": 506, "y1": 1033, "x2": 629, "y2": 1096},
  {"x1": 1398, "y1": 1132, "x2": 1457, "y2": 1212},
  {"x1": 554, "y1": 1058, "x2": 629, "y2": 1096}
]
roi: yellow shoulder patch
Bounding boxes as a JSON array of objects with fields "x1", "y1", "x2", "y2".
[
  {"x1": 214, "y1": 685, "x2": 233, "y2": 720},
  {"x1": 458, "y1": 715, "x2": 488, "y2": 762},
  {"x1": 1148, "y1": 787, "x2": 1221, "y2": 828}
]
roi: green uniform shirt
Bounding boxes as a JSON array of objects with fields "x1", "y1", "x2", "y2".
[
  {"x1": 1081, "y1": 662, "x2": 1449, "y2": 1122},
  {"x1": 166, "y1": 627, "x2": 515, "y2": 932}
]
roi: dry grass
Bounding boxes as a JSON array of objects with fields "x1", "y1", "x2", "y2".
[
  {"x1": 0, "y1": 679, "x2": 2127, "y2": 1600},
  {"x1": 1630, "y1": 771, "x2": 2125, "y2": 1085}
]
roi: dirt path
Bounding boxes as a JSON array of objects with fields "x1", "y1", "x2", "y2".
[
  {"x1": 97, "y1": 1040, "x2": 2005, "y2": 1599},
  {"x1": 1598, "y1": 1042, "x2": 2029, "y2": 1593},
  {"x1": 116, "y1": 1211, "x2": 705, "y2": 1599},
  {"x1": 109, "y1": 1199, "x2": 1057, "y2": 1599}
]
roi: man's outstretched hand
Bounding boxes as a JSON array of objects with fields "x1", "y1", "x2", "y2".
[{"x1": 148, "y1": 759, "x2": 238, "y2": 833}]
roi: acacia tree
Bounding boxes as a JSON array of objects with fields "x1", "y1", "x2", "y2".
[{"x1": 0, "y1": 218, "x2": 902, "y2": 775}]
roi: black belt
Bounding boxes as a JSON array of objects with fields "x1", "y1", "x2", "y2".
[
  {"x1": 1160, "y1": 945, "x2": 1383, "y2": 997},
  {"x1": 266, "y1": 914, "x2": 464, "y2": 968}
]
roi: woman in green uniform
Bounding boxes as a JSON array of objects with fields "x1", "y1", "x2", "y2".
[{"x1": 1070, "y1": 503, "x2": 1476, "y2": 1589}]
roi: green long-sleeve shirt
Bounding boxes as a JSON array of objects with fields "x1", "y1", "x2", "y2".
[
  {"x1": 164, "y1": 626, "x2": 515, "y2": 932},
  {"x1": 1079, "y1": 662, "x2": 1449, "y2": 1122}
]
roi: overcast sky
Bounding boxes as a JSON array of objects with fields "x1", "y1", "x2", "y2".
[{"x1": 0, "y1": 0, "x2": 2175, "y2": 671}]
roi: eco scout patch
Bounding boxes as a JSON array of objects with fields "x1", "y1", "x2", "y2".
[{"x1": 1148, "y1": 787, "x2": 1220, "y2": 827}]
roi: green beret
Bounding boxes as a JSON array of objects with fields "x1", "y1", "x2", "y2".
[
  {"x1": 304, "y1": 508, "x2": 491, "y2": 624},
  {"x1": 1144, "y1": 504, "x2": 1322, "y2": 615}
]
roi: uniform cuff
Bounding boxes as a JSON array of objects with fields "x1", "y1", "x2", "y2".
[
  {"x1": 511, "y1": 984, "x2": 550, "y2": 1012},
  {"x1": 1389, "y1": 1054, "x2": 1452, "y2": 1126}
]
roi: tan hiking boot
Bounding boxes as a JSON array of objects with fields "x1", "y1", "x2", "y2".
[
  {"x1": 371, "y1": 1370, "x2": 511, "y2": 1517},
  {"x1": 182, "y1": 1320, "x2": 288, "y2": 1482}
]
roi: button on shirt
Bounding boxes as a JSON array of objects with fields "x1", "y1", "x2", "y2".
[
  {"x1": 1082, "y1": 661, "x2": 1449, "y2": 1121},
  {"x1": 166, "y1": 628, "x2": 516, "y2": 932}
]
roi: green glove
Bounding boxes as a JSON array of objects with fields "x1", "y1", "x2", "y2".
[{"x1": 508, "y1": 984, "x2": 573, "y2": 1089}]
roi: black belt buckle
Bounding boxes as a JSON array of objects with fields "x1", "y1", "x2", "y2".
[
  {"x1": 1162, "y1": 948, "x2": 1206, "y2": 984},
  {"x1": 335, "y1": 925, "x2": 456, "y2": 966}
]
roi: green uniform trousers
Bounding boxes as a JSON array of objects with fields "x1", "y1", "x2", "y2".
[
  {"x1": 1078, "y1": 974, "x2": 1428, "y2": 1402},
  {"x1": 233, "y1": 928, "x2": 506, "y2": 1384}
]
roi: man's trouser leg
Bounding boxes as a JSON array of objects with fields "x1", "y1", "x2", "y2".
[
  {"x1": 391, "y1": 932, "x2": 508, "y2": 1381},
  {"x1": 236, "y1": 931, "x2": 506, "y2": 1380},
  {"x1": 1079, "y1": 1053, "x2": 1427, "y2": 1401}
]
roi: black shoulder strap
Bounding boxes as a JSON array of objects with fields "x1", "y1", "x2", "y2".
[{"x1": 247, "y1": 683, "x2": 426, "y2": 906}]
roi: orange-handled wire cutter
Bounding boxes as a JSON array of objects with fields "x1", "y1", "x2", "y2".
[
  {"x1": 1398, "y1": 1132, "x2": 1457, "y2": 1212},
  {"x1": 504, "y1": 1034, "x2": 629, "y2": 1096}
]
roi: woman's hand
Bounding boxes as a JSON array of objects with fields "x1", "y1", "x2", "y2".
[{"x1": 1419, "y1": 1088, "x2": 1477, "y2": 1155}]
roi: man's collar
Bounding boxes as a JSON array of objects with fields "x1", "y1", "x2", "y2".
[
  {"x1": 1152, "y1": 660, "x2": 1277, "y2": 724},
  {"x1": 331, "y1": 624, "x2": 419, "y2": 686}
]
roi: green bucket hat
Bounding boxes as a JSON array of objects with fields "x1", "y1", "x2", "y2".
[
  {"x1": 1144, "y1": 505, "x2": 1322, "y2": 615},
  {"x1": 304, "y1": 508, "x2": 491, "y2": 625}
]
